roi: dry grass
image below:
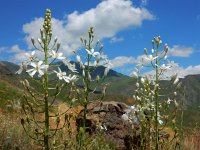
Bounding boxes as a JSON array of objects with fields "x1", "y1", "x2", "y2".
[
  {"x1": 181, "y1": 128, "x2": 200, "y2": 150},
  {"x1": 0, "y1": 104, "x2": 199, "y2": 150}
]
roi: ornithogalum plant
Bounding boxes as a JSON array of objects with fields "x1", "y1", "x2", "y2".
[
  {"x1": 17, "y1": 9, "x2": 78, "y2": 150},
  {"x1": 124, "y1": 36, "x2": 180, "y2": 150},
  {"x1": 74, "y1": 27, "x2": 111, "y2": 150}
]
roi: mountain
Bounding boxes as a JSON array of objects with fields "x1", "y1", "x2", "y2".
[
  {"x1": 1, "y1": 61, "x2": 200, "y2": 126},
  {"x1": 0, "y1": 61, "x2": 19, "y2": 76}
]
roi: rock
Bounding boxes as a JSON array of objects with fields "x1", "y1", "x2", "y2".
[{"x1": 76, "y1": 101, "x2": 139, "y2": 150}]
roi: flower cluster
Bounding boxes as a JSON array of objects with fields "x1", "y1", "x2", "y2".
[
  {"x1": 75, "y1": 27, "x2": 111, "y2": 83},
  {"x1": 16, "y1": 9, "x2": 77, "y2": 83},
  {"x1": 128, "y1": 36, "x2": 180, "y2": 149}
]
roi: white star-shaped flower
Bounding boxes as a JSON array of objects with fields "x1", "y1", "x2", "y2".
[
  {"x1": 85, "y1": 48, "x2": 100, "y2": 57},
  {"x1": 16, "y1": 62, "x2": 27, "y2": 74},
  {"x1": 50, "y1": 50, "x2": 65, "y2": 60},
  {"x1": 159, "y1": 64, "x2": 171, "y2": 70},
  {"x1": 25, "y1": 51, "x2": 35, "y2": 60},
  {"x1": 26, "y1": 61, "x2": 48, "y2": 77},
  {"x1": 145, "y1": 55, "x2": 158, "y2": 61},
  {"x1": 54, "y1": 67, "x2": 67, "y2": 81}
]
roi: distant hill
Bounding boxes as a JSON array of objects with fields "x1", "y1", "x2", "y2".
[
  {"x1": 0, "y1": 60, "x2": 200, "y2": 104},
  {"x1": 0, "y1": 61, "x2": 19, "y2": 76},
  {"x1": 0, "y1": 61, "x2": 200, "y2": 126}
]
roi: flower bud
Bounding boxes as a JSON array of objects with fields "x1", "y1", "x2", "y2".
[
  {"x1": 152, "y1": 40, "x2": 154, "y2": 45},
  {"x1": 31, "y1": 37, "x2": 35, "y2": 45},
  {"x1": 104, "y1": 68, "x2": 109, "y2": 76},
  {"x1": 174, "y1": 92, "x2": 177, "y2": 96},
  {"x1": 141, "y1": 77, "x2": 145, "y2": 84},
  {"x1": 174, "y1": 100, "x2": 178, "y2": 108},
  {"x1": 96, "y1": 75, "x2": 100, "y2": 82},
  {"x1": 57, "y1": 43, "x2": 61, "y2": 50},
  {"x1": 54, "y1": 36, "x2": 58, "y2": 43},
  {"x1": 24, "y1": 79, "x2": 30, "y2": 88},
  {"x1": 164, "y1": 55, "x2": 168, "y2": 60},
  {"x1": 144, "y1": 48, "x2": 147, "y2": 54},
  {"x1": 173, "y1": 77, "x2": 179, "y2": 85},
  {"x1": 172, "y1": 119, "x2": 176, "y2": 124},
  {"x1": 88, "y1": 73, "x2": 91, "y2": 81},
  {"x1": 82, "y1": 70, "x2": 85, "y2": 77},
  {"x1": 94, "y1": 60, "x2": 97, "y2": 67},
  {"x1": 76, "y1": 55, "x2": 81, "y2": 63},
  {"x1": 38, "y1": 38, "x2": 42, "y2": 44},
  {"x1": 80, "y1": 37, "x2": 83, "y2": 43},
  {"x1": 100, "y1": 44, "x2": 104, "y2": 50},
  {"x1": 136, "y1": 82, "x2": 139, "y2": 88}
]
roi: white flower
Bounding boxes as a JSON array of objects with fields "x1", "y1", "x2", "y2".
[
  {"x1": 158, "y1": 119, "x2": 163, "y2": 125},
  {"x1": 160, "y1": 64, "x2": 171, "y2": 70},
  {"x1": 50, "y1": 50, "x2": 65, "y2": 60},
  {"x1": 174, "y1": 92, "x2": 177, "y2": 96},
  {"x1": 141, "y1": 77, "x2": 145, "y2": 84},
  {"x1": 67, "y1": 63, "x2": 78, "y2": 73},
  {"x1": 38, "y1": 38, "x2": 42, "y2": 44},
  {"x1": 130, "y1": 105, "x2": 136, "y2": 110},
  {"x1": 145, "y1": 54, "x2": 158, "y2": 61},
  {"x1": 76, "y1": 55, "x2": 81, "y2": 62},
  {"x1": 167, "y1": 98, "x2": 172, "y2": 104},
  {"x1": 104, "y1": 67, "x2": 109, "y2": 76},
  {"x1": 131, "y1": 72, "x2": 138, "y2": 78},
  {"x1": 16, "y1": 62, "x2": 27, "y2": 74},
  {"x1": 54, "y1": 67, "x2": 67, "y2": 80},
  {"x1": 100, "y1": 123, "x2": 107, "y2": 131},
  {"x1": 173, "y1": 77, "x2": 179, "y2": 85},
  {"x1": 85, "y1": 48, "x2": 100, "y2": 57},
  {"x1": 152, "y1": 48, "x2": 154, "y2": 53},
  {"x1": 136, "y1": 82, "x2": 139, "y2": 88},
  {"x1": 26, "y1": 61, "x2": 48, "y2": 77},
  {"x1": 72, "y1": 98, "x2": 78, "y2": 103},
  {"x1": 121, "y1": 113, "x2": 129, "y2": 122},
  {"x1": 62, "y1": 60, "x2": 78, "y2": 73},
  {"x1": 94, "y1": 60, "x2": 97, "y2": 67},
  {"x1": 65, "y1": 74, "x2": 78, "y2": 83},
  {"x1": 82, "y1": 70, "x2": 85, "y2": 77},
  {"x1": 164, "y1": 55, "x2": 168, "y2": 60},
  {"x1": 26, "y1": 51, "x2": 35, "y2": 60}
]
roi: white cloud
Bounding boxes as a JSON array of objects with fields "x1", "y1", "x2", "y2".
[
  {"x1": 110, "y1": 56, "x2": 136, "y2": 68},
  {"x1": 168, "y1": 45, "x2": 193, "y2": 57},
  {"x1": 161, "y1": 62, "x2": 200, "y2": 78},
  {"x1": 175, "y1": 64, "x2": 200, "y2": 78},
  {"x1": 0, "y1": 45, "x2": 25, "y2": 54},
  {"x1": 109, "y1": 36, "x2": 124, "y2": 43},
  {"x1": 9, "y1": 45, "x2": 25, "y2": 53},
  {"x1": 10, "y1": 0, "x2": 155, "y2": 62},
  {"x1": 0, "y1": 45, "x2": 26, "y2": 62},
  {"x1": 109, "y1": 54, "x2": 148, "y2": 69}
]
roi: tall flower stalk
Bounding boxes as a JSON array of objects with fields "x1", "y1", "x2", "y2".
[
  {"x1": 74, "y1": 27, "x2": 110, "y2": 150},
  {"x1": 130, "y1": 36, "x2": 180, "y2": 149},
  {"x1": 18, "y1": 9, "x2": 77, "y2": 149}
]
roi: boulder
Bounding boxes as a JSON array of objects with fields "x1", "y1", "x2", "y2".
[{"x1": 76, "y1": 101, "x2": 140, "y2": 150}]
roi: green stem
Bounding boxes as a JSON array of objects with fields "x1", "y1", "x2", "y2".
[
  {"x1": 79, "y1": 32, "x2": 92, "y2": 150},
  {"x1": 44, "y1": 36, "x2": 49, "y2": 150},
  {"x1": 155, "y1": 45, "x2": 159, "y2": 150}
]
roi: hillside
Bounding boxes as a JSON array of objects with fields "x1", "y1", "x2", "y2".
[{"x1": 0, "y1": 61, "x2": 200, "y2": 126}]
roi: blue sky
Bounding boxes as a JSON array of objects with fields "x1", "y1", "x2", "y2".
[{"x1": 0, "y1": 0, "x2": 200, "y2": 76}]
